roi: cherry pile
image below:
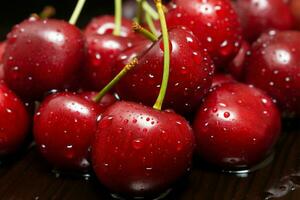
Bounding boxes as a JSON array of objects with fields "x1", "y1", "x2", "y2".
[{"x1": 0, "y1": 0, "x2": 299, "y2": 198}]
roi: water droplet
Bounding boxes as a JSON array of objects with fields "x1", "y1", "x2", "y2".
[
  {"x1": 223, "y1": 112, "x2": 230, "y2": 118},
  {"x1": 132, "y1": 139, "x2": 144, "y2": 150}
]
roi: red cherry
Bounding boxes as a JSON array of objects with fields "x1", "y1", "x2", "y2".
[
  {"x1": 78, "y1": 91, "x2": 117, "y2": 110},
  {"x1": 244, "y1": 31, "x2": 300, "y2": 116},
  {"x1": 84, "y1": 15, "x2": 134, "y2": 38},
  {"x1": 211, "y1": 74, "x2": 237, "y2": 89},
  {"x1": 193, "y1": 83, "x2": 281, "y2": 168},
  {"x1": 114, "y1": 27, "x2": 214, "y2": 115},
  {"x1": 92, "y1": 101, "x2": 195, "y2": 197},
  {"x1": 227, "y1": 40, "x2": 250, "y2": 80},
  {"x1": 0, "y1": 42, "x2": 6, "y2": 61},
  {"x1": 33, "y1": 92, "x2": 100, "y2": 171},
  {"x1": 167, "y1": 0, "x2": 242, "y2": 65},
  {"x1": 235, "y1": 0, "x2": 295, "y2": 42},
  {"x1": 83, "y1": 34, "x2": 134, "y2": 90},
  {"x1": 3, "y1": 17, "x2": 84, "y2": 100},
  {"x1": 0, "y1": 83, "x2": 30, "y2": 155}
]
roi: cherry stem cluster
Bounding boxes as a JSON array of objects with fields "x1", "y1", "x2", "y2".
[
  {"x1": 153, "y1": 0, "x2": 170, "y2": 111},
  {"x1": 93, "y1": 58, "x2": 139, "y2": 103}
]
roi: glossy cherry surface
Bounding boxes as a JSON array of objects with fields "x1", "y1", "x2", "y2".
[
  {"x1": 83, "y1": 34, "x2": 133, "y2": 90},
  {"x1": 84, "y1": 15, "x2": 134, "y2": 38},
  {"x1": 0, "y1": 83, "x2": 30, "y2": 155},
  {"x1": 167, "y1": 0, "x2": 242, "y2": 65},
  {"x1": 290, "y1": 0, "x2": 300, "y2": 29},
  {"x1": 114, "y1": 27, "x2": 214, "y2": 115},
  {"x1": 211, "y1": 74, "x2": 237, "y2": 89},
  {"x1": 235, "y1": 0, "x2": 295, "y2": 41},
  {"x1": 193, "y1": 83, "x2": 281, "y2": 168},
  {"x1": 3, "y1": 17, "x2": 84, "y2": 100},
  {"x1": 34, "y1": 92, "x2": 100, "y2": 171},
  {"x1": 79, "y1": 91, "x2": 117, "y2": 111},
  {"x1": 0, "y1": 42, "x2": 6, "y2": 61},
  {"x1": 92, "y1": 101, "x2": 195, "y2": 197},
  {"x1": 227, "y1": 41, "x2": 250, "y2": 80},
  {"x1": 244, "y1": 31, "x2": 300, "y2": 116}
]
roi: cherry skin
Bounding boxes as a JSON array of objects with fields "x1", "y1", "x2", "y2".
[
  {"x1": 167, "y1": 0, "x2": 242, "y2": 65},
  {"x1": 290, "y1": 0, "x2": 300, "y2": 29},
  {"x1": 78, "y1": 91, "x2": 117, "y2": 110},
  {"x1": 114, "y1": 27, "x2": 214, "y2": 115},
  {"x1": 244, "y1": 31, "x2": 300, "y2": 116},
  {"x1": 227, "y1": 40, "x2": 250, "y2": 80},
  {"x1": 193, "y1": 83, "x2": 281, "y2": 168},
  {"x1": 3, "y1": 17, "x2": 85, "y2": 100},
  {"x1": 92, "y1": 101, "x2": 195, "y2": 197},
  {"x1": 84, "y1": 15, "x2": 134, "y2": 38},
  {"x1": 211, "y1": 74, "x2": 237, "y2": 89},
  {"x1": 0, "y1": 83, "x2": 30, "y2": 156},
  {"x1": 0, "y1": 42, "x2": 6, "y2": 61},
  {"x1": 235, "y1": 0, "x2": 295, "y2": 42},
  {"x1": 33, "y1": 92, "x2": 100, "y2": 171},
  {"x1": 83, "y1": 34, "x2": 134, "y2": 90}
]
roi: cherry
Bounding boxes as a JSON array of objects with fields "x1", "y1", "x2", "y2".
[
  {"x1": 193, "y1": 83, "x2": 281, "y2": 168},
  {"x1": 83, "y1": 34, "x2": 134, "y2": 90},
  {"x1": 3, "y1": 17, "x2": 85, "y2": 100},
  {"x1": 33, "y1": 92, "x2": 100, "y2": 171},
  {"x1": 0, "y1": 83, "x2": 30, "y2": 156},
  {"x1": 227, "y1": 40, "x2": 250, "y2": 80},
  {"x1": 0, "y1": 42, "x2": 6, "y2": 61},
  {"x1": 235, "y1": 0, "x2": 295, "y2": 42},
  {"x1": 167, "y1": 0, "x2": 242, "y2": 65},
  {"x1": 84, "y1": 15, "x2": 134, "y2": 38},
  {"x1": 92, "y1": 101, "x2": 195, "y2": 197},
  {"x1": 244, "y1": 30, "x2": 300, "y2": 116},
  {"x1": 92, "y1": 2, "x2": 195, "y2": 197},
  {"x1": 211, "y1": 74, "x2": 237, "y2": 89},
  {"x1": 114, "y1": 27, "x2": 214, "y2": 115}
]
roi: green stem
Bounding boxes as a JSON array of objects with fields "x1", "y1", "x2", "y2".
[
  {"x1": 39, "y1": 6, "x2": 56, "y2": 19},
  {"x1": 143, "y1": 1, "x2": 159, "y2": 20},
  {"x1": 145, "y1": 12, "x2": 159, "y2": 37},
  {"x1": 93, "y1": 58, "x2": 138, "y2": 103},
  {"x1": 69, "y1": 0, "x2": 86, "y2": 25},
  {"x1": 135, "y1": 0, "x2": 145, "y2": 24},
  {"x1": 133, "y1": 22, "x2": 158, "y2": 42},
  {"x1": 113, "y1": 0, "x2": 122, "y2": 36},
  {"x1": 153, "y1": 0, "x2": 170, "y2": 111}
]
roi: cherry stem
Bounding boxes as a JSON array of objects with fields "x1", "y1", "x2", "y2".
[
  {"x1": 145, "y1": 12, "x2": 159, "y2": 37},
  {"x1": 135, "y1": 0, "x2": 145, "y2": 24},
  {"x1": 153, "y1": 0, "x2": 170, "y2": 111},
  {"x1": 69, "y1": 0, "x2": 86, "y2": 25},
  {"x1": 113, "y1": 0, "x2": 122, "y2": 36},
  {"x1": 93, "y1": 58, "x2": 138, "y2": 103},
  {"x1": 39, "y1": 6, "x2": 56, "y2": 19},
  {"x1": 133, "y1": 22, "x2": 158, "y2": 42},
  {"x1": 143, "y1": 1, "x2": 159, "y2": 20}
]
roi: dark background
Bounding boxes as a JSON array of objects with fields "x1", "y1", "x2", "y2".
[{"x1": 0, "y1": 0, "x2": 114, "y2": 40}]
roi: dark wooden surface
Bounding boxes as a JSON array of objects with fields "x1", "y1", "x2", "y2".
[{"x1": 0, "y1": 122, "x2": 299, "y2": 200}]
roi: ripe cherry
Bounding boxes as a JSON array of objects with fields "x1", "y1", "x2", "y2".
[
  {"x1": 3, "y1": 17, "x2": 85, "y2": 100},
  {"x1": 193, "y1": 83, "x2": 281, "y2": 168},
  {"x1": 79, "y1": 91, "x2": 117, "y2": 110},
  {"x1": 84, "y1": 15, "x2": 134, "y2": 38},
  {"x1": 33, "y1": 92, "x2": 100, "y2": 171},
  {"x1": 114, "y1": 27, "x2": 214, "y2": 115},
  {"x1": 0, "y1": 42, "x2": 6, "y2": 61},
  {"x1": 244, "y1": 30, "x2": 300, "y2": 116},
  {"x1": 290, "y1": 0, "x2": 300, "y2": 29},
  {"x1": 92, "y1": 101, "x2": 195, "y2": 197},
  {"x1": 0, "y1": 83, "x2": 30, "y2": 156},
  {"x1": 83, "y1": 34, "x2": 133, "y2": 90},
  {"x1": 167, "y1": 0, "x2": 242, "y2": 65},
  {"x1": 235, "y1": 0, "x2": 295, "y2": 42}
]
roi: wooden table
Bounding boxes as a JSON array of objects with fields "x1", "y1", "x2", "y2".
[{"x1": 0, "y1": 121, "x2": 299, "y2": 200}]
